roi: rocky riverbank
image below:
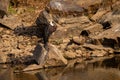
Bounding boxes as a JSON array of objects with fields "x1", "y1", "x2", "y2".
[{"x1": 0, "y1": 0, "x2": 120, "y2": 71}]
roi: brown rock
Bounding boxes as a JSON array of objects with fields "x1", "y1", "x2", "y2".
[
  {"x1": 91, "y1": 8, "x2": 110, "y2": 21},
  {"x1": 72, "y1": 36, "x2": 85, "y2": 45},
  {"x1": 33, "y1": 43, "x2": 47, "y2": 65},
  {"x1": 0, "y1": 28, "x2": 3, "y2": 32},
  {"x1": 75, "y1": 50, "x2": 82, "y2": 57},
  {"x1": 45, "y1": 44, "x2": 68, "y2": 67},
  {"x1": 80, "y1": 23, "x2": 103, "y2": 36},
  {"x1": 83, "y1": 44, "x2": 114, "y2": 52},
  {"x1": 47, "y1": 0, "x2": 84, "y2": 16},
  {"x1": 18, "y1": 44, "x2": 25, "y2": 49},
  {"x1": 0, "y1": 15, "x2": 22, "y2": 29},
  {"x1": 33, "y1": 43, "x2": 67, "y2": 68},
  {"x1": 23, "y1": 64, "x2": 43, "y2": 72},
  {"x1": 0, "y1": 0, "x2": 9, "y2": 18},
  {"x1": 64, "y1": 50, "x2": 76, "y2": 59},
  {"x1": 3, "y1": 40, "x2": 11, "y2": 47},
  {"x1": 0, "y1": 52, "x2": 8, "y2": 63},
  {"x1": 91, "y1": 50, "x2": 107, "y2": 57}
]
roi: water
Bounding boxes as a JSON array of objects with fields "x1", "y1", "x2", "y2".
[{"x1": 1, "y1": 55, "x2": 120, "y2": 80}]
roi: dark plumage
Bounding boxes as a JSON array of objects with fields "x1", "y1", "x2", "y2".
[
  {"x1": 36, "y1": 11, "x2": 57, "y2": 50},
  {"x1": 43, "y1": 22, "x2": 57, "y2": 50}
]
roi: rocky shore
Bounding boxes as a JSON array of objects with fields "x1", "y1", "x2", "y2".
[{"x1": 0, "y1": 0, "x2": 120, "y2": 71}]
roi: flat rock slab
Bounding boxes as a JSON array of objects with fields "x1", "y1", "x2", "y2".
[
  {"x1": 0, "y1": 15, "x2": 22, "y2": 30},
  {"x1": 22, "y1": 64, "x2": 43, "y2": 72}
]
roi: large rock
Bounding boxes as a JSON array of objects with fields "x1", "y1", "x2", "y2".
[
  {"x1": 0, "y1": 15, "x2": 23, "y2": 30},
  {"x1": 0, "y1": 0, "x2": 9, "y2": 18},
  {"x1": 25, "y1": 43, "x2": 68, "y2": 71},
  {"x1": 44, "y1": 44, "x2": 67, "y2": 67},
  {"x1": 46, "y1": 0, "x2": 84, "y2": 16}
]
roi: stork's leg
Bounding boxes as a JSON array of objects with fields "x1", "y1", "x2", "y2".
[{"x1": 43, "y1": 25, "x2": 50, "y2": 51}]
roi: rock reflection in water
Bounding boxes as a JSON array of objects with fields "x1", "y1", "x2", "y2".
[
  {"x1": 14, "y1": 73, "x2": 39, "y2": 80},
  {"x1": 0, "y1": 68, "x2": 13, "y2": 80},
  {"x1": 1, "y1": 56, "x2": 120, "y2": 80},
  {"x1": 59, "y1": 68, "x2": 120, "y2": 80},
  {"x1": 28, "y1": 66, "x2": 120, "y2": 80}
]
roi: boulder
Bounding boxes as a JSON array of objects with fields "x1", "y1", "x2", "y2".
[
  {"x1": 0, "y1": 0, "x2": 9, "y2": 18},
  {"x1": 80, "y1": 23, "x2": 103, "y2": 36},
  {"x1": 46, "y1": 0, "x2": 84, "y2": 16},
  {"x1": 32, "y1": 43, "x2": 67, "y2": 69}
]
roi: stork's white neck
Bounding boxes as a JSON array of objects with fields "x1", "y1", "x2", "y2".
[{"x1": 50, "y1": 21, "x2": 54, "y2": 26}]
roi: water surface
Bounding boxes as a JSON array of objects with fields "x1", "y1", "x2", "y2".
[{"x1": 1, "y1": 55, "x2": 120, "y2": 80}]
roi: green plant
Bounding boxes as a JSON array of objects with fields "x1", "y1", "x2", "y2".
[{"x1": 8, "y1": 5, "x2": 17, "y2": 14}]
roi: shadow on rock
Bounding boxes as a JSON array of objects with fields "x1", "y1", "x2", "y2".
[
  {"x1": 22, "y1": 43, "x2": 67, "y2": 72},
  {"x1": 13, "y1": 25, "x2": 43, "y2": 38}
]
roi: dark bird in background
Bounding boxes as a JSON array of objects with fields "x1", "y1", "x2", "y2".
[{"x1": 36, "y1": 11, "x2": 57, "y2": 50}]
